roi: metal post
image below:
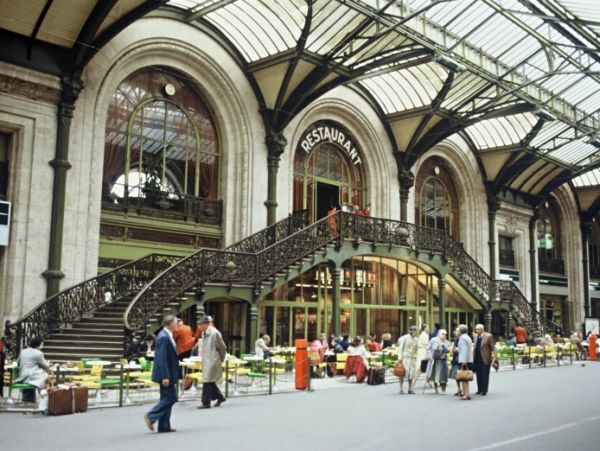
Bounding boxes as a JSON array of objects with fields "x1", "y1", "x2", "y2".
[
  {"x1": 265, "y1": 132, "x2": 286, "y2": 226},
  {"x1": 225, "y1": 359, "x2": 229, "y2": 398},
  {"x1": 268, "y1": 357, "x2": 273, "y2": 395},
  {"x1": 332, "y1": 266, "x2": 341, "y2": 337},
  {"x1": 512, "y1": 347, "x2": 516, "y2": 371},
  {"x1": 438, "y1": 278, "x2": 446, "y2": 329},
  {"x1": 543, "y1": 347, "x2": 547, "y2": 368},
  {"x1": 528, "y1": 346, "x2": 532, "y2": 369},
  {"x1": 487, "y1": 197, "x2": 500, "y2": 279},
  {"x1": 582, "y1": 222, "x2": 593, "y2": 318},
  {"x1": 398, "y1": 169, "x2": 414, "y2": 222},
  {"x1": 118, "y1": 365, "x2": 124, "y2": 407}
]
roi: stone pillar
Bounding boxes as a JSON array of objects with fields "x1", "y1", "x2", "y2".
[
  {"x1": 487, "y1": 197, "x2": 500, "y2": 279},
  {"x1": 331, "y1": 266, "x2": 341, "y2": 337},
  {"x1": 265, "y1": 132, "x2": 286, "y2": 226},
  {"x1": 529, "y1": 210, "x2": 539, "y2": 310},
  {"x1": 399, "y1": 169, "x2": 415, "y2": 222},
  {"x1": 42, "y1": 76, "x2": 83, "y2": 297},
  {"x1": 438, "y1": 277, "x2": 446, "y2": 330},
  {"x1": 582, "y1": 222, "x2": 593, "y2": 318}
]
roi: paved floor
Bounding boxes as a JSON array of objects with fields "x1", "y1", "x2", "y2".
[{"x1": 1, "y1": 363, "x2": 599, "y2": 451}]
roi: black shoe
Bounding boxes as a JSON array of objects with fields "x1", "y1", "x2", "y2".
[
  {"x1": 482, "y1": 392, "x2": 487, "y2": 396},
  {"x1": 197, "y1": 405, "x2": 211, "y2": 409},
  {"x1": 475, "y1": 391, "x2": 482, "y2": 395},
  {"x1": 215, "y1": 398, "x2": 226, "y2": 407}
]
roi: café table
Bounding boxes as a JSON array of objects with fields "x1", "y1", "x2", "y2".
[
  {"x1": 52, "y1": 364, "x2": 81, "y2": 384},
  {"x1": 114, "y1": 363, "x2": 141, "y2": 405}
]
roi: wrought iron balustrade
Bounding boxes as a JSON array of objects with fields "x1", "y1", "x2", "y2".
[
  {"x1": 102, "y1": 182, "x2": 223, "y2": 225},
  {"x1": 538, "y1": 254, "x2": 565, "y2": 274},
  {"x1": 123, "y1": 211, "x2": 309, "y2": 356},
  {"x1": 3, "y1": 253, "x2": 179, "y2": 358}
]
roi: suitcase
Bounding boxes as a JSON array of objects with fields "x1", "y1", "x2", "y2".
[
  {"x1": 367, "y1": 367, "x2": 385, "y2": 385},
  {"x1": 48, "y1": 385, "x2": 88, "y2": 415}
]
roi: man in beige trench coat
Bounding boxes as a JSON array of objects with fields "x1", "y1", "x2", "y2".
[{"x1": 196, "y1": 316, "x2": 227, "y2": 409}]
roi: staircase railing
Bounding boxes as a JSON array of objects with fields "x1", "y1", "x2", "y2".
[
  {"x1": 123, "y1": 211, "x2": 309, "y2": 355},
  {"x1": 3, "y1": 254, "x2": 180, "y2": 358},
  {"x1": 123, "y1": 211, "x2": 555, "y2": 356}
]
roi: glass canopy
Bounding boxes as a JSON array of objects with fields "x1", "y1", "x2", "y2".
[{"x1": 165, "y1": 0, "x2": 600, "y2": 185}]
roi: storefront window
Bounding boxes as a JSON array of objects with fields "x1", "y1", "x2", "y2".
[{"x1": 260, "y1": 256, "x2": 479, "y2": 345}]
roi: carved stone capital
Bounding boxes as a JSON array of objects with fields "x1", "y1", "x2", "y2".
[
  {"x1": 399, "y1": 169, "x2": 415, "y2": 191},
  {"x1": 266, "y1": 132, "x2": 287, "y2": 159},
  {"x1": 487, "y1": 197, "x2": 501, "y2": 213}
]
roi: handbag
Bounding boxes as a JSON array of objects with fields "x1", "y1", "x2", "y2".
[
  {"x1": 393, "y1": 362, "x2": 405, "y2": 378},
  {"x1": 455, "y1": 369, "x2": 474, "y2": 382}
]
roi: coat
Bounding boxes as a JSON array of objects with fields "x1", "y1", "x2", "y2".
[
  {"x1": 474, "y1": 332, "x2": 496, "y2": 366},
  {"x1": 458, "y1": 333, "x2": 473, "y2": 364},
  {"x1": 151, "y1": 329, "x2": 180, "y2": 385},
  {"x1": 173, "y1": 324, "x2": 195, "y2": 355},
  {"x1": 16, "y1": 347, "x2": 49, "y2": 389},
  {"x1": 201, "y1": 325, "x2": 227, "y2": 383},
  {"x1": 417, "y1": 331, "x2": 430, "y2": 362}
]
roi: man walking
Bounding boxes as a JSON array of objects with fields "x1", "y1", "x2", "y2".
[
  {"x1": 144, "y1": 315, "x2": 180, "y2": 433},
  {"x1": 196, "y1": 315, "x2": 227, "y2": 409},
  {"x1": 473, "y1": 323, "x2": 497, "y2": 396}
]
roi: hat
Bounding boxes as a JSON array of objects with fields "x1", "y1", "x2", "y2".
[{"x1": 197, "y1": 315, "x2": 213, "y2": 324}]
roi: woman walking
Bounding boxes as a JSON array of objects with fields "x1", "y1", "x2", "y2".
[
  {"x1": 457, "y1": 324, "x2": 473, "y2": 400},
  {"x1": 426, "y1": 329, "x2": 450, "y2": 394}
]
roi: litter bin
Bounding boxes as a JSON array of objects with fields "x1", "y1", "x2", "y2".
[{"x1": 295, "y1": 339, "x2": 308, "y2": 390}]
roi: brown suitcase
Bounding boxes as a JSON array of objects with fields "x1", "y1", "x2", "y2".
[{"x1": 48, "y1": 385, "x2": 88, "y2": 415}]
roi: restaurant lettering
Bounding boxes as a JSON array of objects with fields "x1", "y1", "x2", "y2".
[{"x1": 300, "y1": 125, "x2": 362, "y2": 166}]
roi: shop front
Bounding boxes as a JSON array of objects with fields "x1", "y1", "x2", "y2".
[{"x1": 258, "y1": 256, "x2": 481, "y2": 345}]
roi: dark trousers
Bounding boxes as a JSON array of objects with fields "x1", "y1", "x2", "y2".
[
  {"x1": 147, "y1": 384, "x2": 177, "y2": 432},
  {"x1": 202, "y1": 382, "x2": 225, "y2": 407},
  {"x1": 474, "y1": 362, "x2": 491, "y2": 394}
]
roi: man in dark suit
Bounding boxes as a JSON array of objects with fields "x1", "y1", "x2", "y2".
[
  {"x1": 144, "y1": 315, "x2": 180, "y2": 433},
  {"x1": 473, "y1": 323, "x2": 497, "y2": 396}
]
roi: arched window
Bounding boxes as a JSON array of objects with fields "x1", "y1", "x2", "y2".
[
  {"x1": 537, "y1": 200, "x2": 561, "y2": 260},
  {"x1": 103, "y1": 68, "x2": 219, "y2": 203},
  {"x1": 415, "y1": 158, "x2": 459, "y2": 240}
]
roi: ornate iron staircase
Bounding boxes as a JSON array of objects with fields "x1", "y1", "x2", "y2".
[{"x1": 124, "y1": 211, "x2": 558, "y2": 357}]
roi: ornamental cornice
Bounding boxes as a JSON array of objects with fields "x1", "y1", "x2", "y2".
[{"x1": 0, "y1": 73, "x2": 60, "y2": 104}]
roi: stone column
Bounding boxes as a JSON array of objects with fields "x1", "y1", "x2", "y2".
[
  {"x1": 42, "y1": 76, "x2": 83, "y2": 297},
  {"x1": 265, "y1": 132, "x2": 286, "y2": 226},
  {"x1": 529, "y1": 209, "x2": 539, "y2": 310},
  {"x1": 487, "y1": 197, "x2": 501, "y2": 279},
  {"x1": 399, "y1": 169, "x2": 415, "y2": 222},
  {"x1": 582, "y1": 222, "x2": 593, "y2": 318},
  {"x1": 331, "y1": 266, "x2": 341, "y2": 337},
  {"x1": 438, "y1": 277, "x2": 446, "y2": 330}
]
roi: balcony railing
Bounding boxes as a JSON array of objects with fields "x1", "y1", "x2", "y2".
[
  {"x1": 499, "y1": 249, "x2": 515, "y2": 268},
  {"x1": 538, "y1": 254, "x2": 565, "y2": 274},
  {"x1": 101, "y1": 182, "x2": 222, "y2": 225}
]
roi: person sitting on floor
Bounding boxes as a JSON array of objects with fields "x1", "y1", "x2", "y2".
[{"x1": 16, "y1": 337, "x2": 49, "y2": 403}]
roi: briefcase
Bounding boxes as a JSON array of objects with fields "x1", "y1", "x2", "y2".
[
  {"x1": 367, "y1": 367, "x2": 385, "y2": 385},
  {"x1": 48, "y1": 385, "x2": 88, "y2": 415}
]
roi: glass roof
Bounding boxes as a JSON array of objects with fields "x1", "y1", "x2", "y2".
[
  {"x1": 165, "y1": 0, "x2": 600, "y2": 181},
  {"x1": 572, "y1": 168, "x2": 600, "y2": 187}
]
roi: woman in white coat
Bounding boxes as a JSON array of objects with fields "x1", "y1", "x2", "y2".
[{"x1": 16, "y1": 337, "x2": 49, "y2": 403}]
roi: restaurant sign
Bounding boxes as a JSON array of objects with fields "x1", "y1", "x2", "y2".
[{"x1": 299, "y1": 124, "x2": 362, "y2": 166}]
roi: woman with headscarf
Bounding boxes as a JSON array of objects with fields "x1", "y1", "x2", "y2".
[
  {"x1": 426, "y1": 329, "x2": 449, "y2": 394},
  {"x1": 397, "y1": 326, "x2": 418, "y2": 394}
]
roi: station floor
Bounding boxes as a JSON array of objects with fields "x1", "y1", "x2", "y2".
[{"x1": 1, "y1": 363, "x2": 599, "y2": 451}]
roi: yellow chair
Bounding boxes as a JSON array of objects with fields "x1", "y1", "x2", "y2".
[{"x1": 336, "y1": 353, "x2": 349, "y2": 374}]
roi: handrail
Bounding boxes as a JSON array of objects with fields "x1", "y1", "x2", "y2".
[
  {"x1": 3, "y1": 253, "x2": 180, "y2": 358},
  {"x1": 123, "y1": 211, "x2": 309, "y2": 356},
  {"x1": 123, "y1": 211, "x2": 553, "y2": 357}
]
